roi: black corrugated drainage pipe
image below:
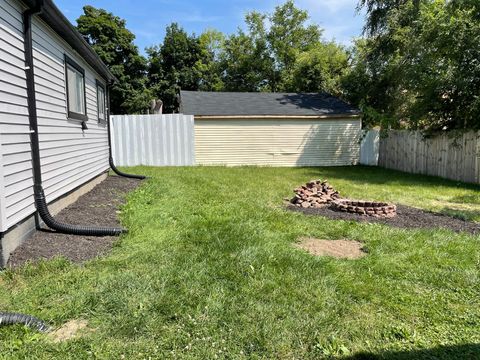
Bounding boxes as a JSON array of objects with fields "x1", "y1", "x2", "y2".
[
  {"x1": 23, "y1": 1, "x2": 124, "y2": 236},
  {"x1": 106, "y1": 84, "x2": 147, "y2": 180},
  {"x1": 0, "y1": 312, "x2": 50, "y2": 332}
]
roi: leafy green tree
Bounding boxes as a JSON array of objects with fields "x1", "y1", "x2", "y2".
[
  {"x1": 148, "y1": 23, "x2": 221, "y2": 112},
  {"x1": 76, "y1": 6, "x2": 151, "y2": 114},
  {"x1": 220, "y1": 13, "x2": 274, "y2": 91},
  {"x1": 403, "y1": 0, "x2": 480, "y2": 129},
  {"x1": 358, "y1": 0, "x2": 421, "y2": 36},
  {"x1": 221, "y1": 0, "x2": 347, "y2": 94},
  {"x1": 197, "y1": 29, "x2": 225, "y2": 91},
  {"x1": 341, "y1": 39, "x2": 400, "y2": 128},
  {"x1": 351, "y1": 0, "x2": 480, "y2": 130},
  {"x1": 267, "y1": 0, "x2": 322, "y2": 87},
  {"x1": 287, "y1": 42, "x2": 349, "y2": 96}
]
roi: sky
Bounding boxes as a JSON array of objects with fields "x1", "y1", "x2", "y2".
[{"x1": 55, "y1": 0, "x2": 365, "y2": 53}]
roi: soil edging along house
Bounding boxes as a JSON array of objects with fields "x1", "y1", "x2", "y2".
[{"x1": 0, "y1": 0, "x2": 144, "y2": 267}]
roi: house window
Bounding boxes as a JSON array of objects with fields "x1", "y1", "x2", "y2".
[
  {"x1": 96, "y1": 81, "x2": 106, "y2": 122},
  {"x1": 64, "y1": 55, "x2": 87, "y2": 121}
]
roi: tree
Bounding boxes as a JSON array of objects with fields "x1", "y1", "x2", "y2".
[
  {"x1": 197, "y1": 29, "x2": 225, "y2": 91},
  {"x1": 358, "y1": 0, "x2": 421, "y2": 36},
  {"x1": 350, "y1": 0, "x2": 480, "y2": 130},
  {"x1": 220, "y1": 0, "x2": 347, "y2": 94},
  {"x1": 340, "y1": 40, "x2": 395, "y2": 128},
  {"x1": 267, "y1": 0, "x2": 322, "y2": 88},
  {"x1": 220, "y1": 15, "x2": 274, "y2": 92},
  {"x1": 147, "y1": 23, "x2": 221, "y2": 112},
  {"x1": 287, "y1": 42, "x2": 349, "y2": 96},
  {"x1": 403, "y1": 0, "x2": 480, "y2": 130},
  {"x1": 76, "y1": 6, "x2": 150, "y2": 114}
]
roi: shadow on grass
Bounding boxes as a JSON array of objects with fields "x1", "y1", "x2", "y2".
[
  {"x1": 346, "y1": 343, "x2": 480, "y2": 360},
  {"x1": 440, "y1": 207, "x2": 480, "y2": 222},
  {"x1": 448, "y1": 194, "x2": 480, "y2": 205},
  {"x1": 296, "y1": 165, "x2": 480, "y2": 190},
  {"x1": 124, "y1": 165, "x2": 480, "y2": 193}
]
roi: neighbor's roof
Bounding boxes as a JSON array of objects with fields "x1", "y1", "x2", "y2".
[
  {"x1": 23, "y1": 0, "x2": 116, "y2": 82},
  {"x1": 180, "y1": 91, "x2": 361, "y2": 117}
]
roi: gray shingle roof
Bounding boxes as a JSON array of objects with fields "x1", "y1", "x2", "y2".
[{"x1": 180, "y1": 91, "x2": 360, "y2": 117}]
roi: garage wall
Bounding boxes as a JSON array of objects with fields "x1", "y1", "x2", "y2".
[{"x1": 195, "y1": 118, "x2": 361, "y2": 167}]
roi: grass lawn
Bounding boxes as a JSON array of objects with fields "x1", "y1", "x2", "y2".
[{"x1": 1, "y1": 166, "x2": 480, "y2": 359}]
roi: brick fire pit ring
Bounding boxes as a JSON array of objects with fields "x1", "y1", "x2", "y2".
[{"x1": 331, "y1": 199, "x2": 397, "y2": 218}]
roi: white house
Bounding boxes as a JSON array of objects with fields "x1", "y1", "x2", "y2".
[{"x1": 0, "y1": 0, "x2": 143, "y2": 266}]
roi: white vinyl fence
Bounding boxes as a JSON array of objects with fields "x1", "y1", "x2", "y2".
[
  {"x1": 110, "y1": 114, "x2": 195, "y2": 166},
  {"x1": 360, "y1": 129, "x2": 380, "y2": 166}
]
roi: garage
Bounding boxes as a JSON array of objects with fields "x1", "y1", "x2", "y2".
[{"x1": 180, "y1": 91, "x2": 362, "y2": 167}]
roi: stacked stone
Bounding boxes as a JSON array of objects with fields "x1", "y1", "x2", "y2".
[
  {"x1": 331, "y1": 200, "x2": 396, "y2": 218},
  {"x1": 290, "y1": 180, "x2": 340, "y2": 208}
]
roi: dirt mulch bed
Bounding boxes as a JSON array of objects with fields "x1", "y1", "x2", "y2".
[
  {"x1": 294, "y1": 237, "x2": 366, "y2": 259},
  {"x1": 288, "y1": 204, "x2": 480, "y2": 235},
  {"x1": 7, "y1": 176, "x2": 141, "y2": 268}
]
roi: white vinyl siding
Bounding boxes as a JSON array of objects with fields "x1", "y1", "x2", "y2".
[
  {"x1": 0, "y1": 0, "x2": 33, "y2": 232},
  {"x1": 195, "y1": 118, "x2": 361, "y2": 167},
  {"x1": 0, "y1": 0, "x2": 109, "y2": 232},
  {"x1": 32, "y1": 15, "x2": 110, "y2": 206}
]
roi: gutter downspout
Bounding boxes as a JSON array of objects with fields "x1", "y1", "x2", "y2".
[
  {"x1": 23, "y1": 1, "x2": 124, "y2": 236},
  {"x1": 106, "y1": 83, "x2": 146, "y2": 180}
]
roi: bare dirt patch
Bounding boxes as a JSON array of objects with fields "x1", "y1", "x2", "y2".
[
  {"x1": 7, "y1": 176, "x2": 141, "y2": 268},
  {"x1": 294, "y1": 237, "x2": 366, "y2": 259},
  {"x1": 47, "y1": 319, "x2": 92, "y2": 343},
  {"x1": 288, "y1": 204, "x2": 480, "y2": 235}
]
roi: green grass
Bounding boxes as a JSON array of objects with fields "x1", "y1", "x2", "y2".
[{"x1": 1, "y1": 166, "x2": 480, "y2": 359}]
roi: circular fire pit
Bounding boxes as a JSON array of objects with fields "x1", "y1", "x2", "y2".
[{"x1": 331, "y1": 199, "x2": 397, "y2": 218}]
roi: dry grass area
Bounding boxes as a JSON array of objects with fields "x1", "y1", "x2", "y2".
[
  {"x1": 294, "y1": 237, "x2": 366, "y2": 259},
  {"x1": 47, "y1": 320, "x2": 92, "y2": 343}
]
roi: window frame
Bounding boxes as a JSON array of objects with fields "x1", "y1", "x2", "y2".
[
  {"x1": 64, "y1": 54, "x2": 87, "y2": 121},
  {"x1": 96, "y1": 80, "x2": 107, "y2": 123}
]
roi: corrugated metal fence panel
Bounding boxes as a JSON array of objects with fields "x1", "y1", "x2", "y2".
[
  {"x1": 379, "y1": 130, "x2": 480, "y2": 184},
  {"x1": 195, "y1": 118, "x2": 361, "y2": 167},
  {"x1": 360, "y1": 129, "x2": 380, "y2": 166},
  {"x1": 111, "y1": 114, "x2": 195, "y2": 166}
]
